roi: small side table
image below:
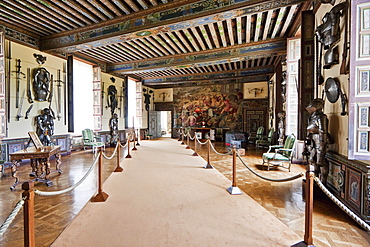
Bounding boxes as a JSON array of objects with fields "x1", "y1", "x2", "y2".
[{"x1": 9, "y1": 146, "x2": 62, "y2": 190}]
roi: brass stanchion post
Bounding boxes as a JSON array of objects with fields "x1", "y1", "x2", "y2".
[
  {"x1": 304, "y1": 164, "x2": 315, "y2": 246},
  {"x1": 204, "y1": 138, "x2": 213, "y2": 169},
  {"x1": 186, "y1": 132, "x2": 190, "y2": 149},
  {"x1": 136, "y1": 128, "x2": 140, "y2": 146},
  {"x1": 192, "y1": 135, "x2": 198, "y2": 156},
  {"x1": 92, "y1": 149, "x2": 109, "y2": 202},
  {"x1": 22, "y1": 181, "x2": 35, "y2": 247},
  {"x1": 114, "y1": 138, "x2": 123, "y2": 172},
  {"x1": 125, "y1": 134, "x2": 132, "y2": 158},
  {"x1": 227, "y1": 145, "x2": 242, "y2": 195},
  {"x1": 132, "y1": 130, "x2": 137, "y2": 151}
]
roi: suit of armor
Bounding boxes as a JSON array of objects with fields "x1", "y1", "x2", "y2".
[
  {"x1": 306, "y1": 99, "x2": 329, "y2": 184},
  {"x1": 36, "y1": 108, "x2": 54, "y2": 146}
]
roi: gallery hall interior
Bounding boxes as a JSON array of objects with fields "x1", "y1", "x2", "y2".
[{"x1": 0, "y1": 0, "x2": 370, "y2": 246}]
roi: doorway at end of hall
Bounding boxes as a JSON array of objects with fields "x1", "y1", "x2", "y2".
[{"x1": 160, "y1": 111, "x2": 171, "y2": 137}]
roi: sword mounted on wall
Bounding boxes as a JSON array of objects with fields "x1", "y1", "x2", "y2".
[{"x1": 12, "y1": 59, "x2": 26, "y2": 109}]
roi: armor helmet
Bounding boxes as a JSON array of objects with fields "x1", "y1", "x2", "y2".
[{"x1": 306, "y1": 99, "x2": 324, "y2": 113}]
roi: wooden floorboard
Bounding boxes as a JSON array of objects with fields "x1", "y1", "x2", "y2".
[{"x1": 0, "y1": 139, "x2": 369, "y2": 246}]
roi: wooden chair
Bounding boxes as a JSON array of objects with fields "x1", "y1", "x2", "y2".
[
  {"x1": 248, "y1": 126, "x2": 264, "y2": 145},
  {"x1": 262, "y1": 134, "x2": 296, "y2": 171},
  {"x1": 256, "y1": 128, "x2": 274, "y2": 149},
  {"x1": 82, "y1": 129, "x2": 105, "y2": 155}
]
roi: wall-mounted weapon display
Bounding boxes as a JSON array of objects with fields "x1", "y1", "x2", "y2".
[
  {"x1": 54, "y1": 69, "x2": 64, "y2": 121},
  {"x1": 12, "y1": 59, "x2": 26, "y2": 109},
  {"x1": 107, "y1": 85, "x2": 118, "y2": 116},
  {"x1": 6, "y1": 40, "x2": 11, "y2": 123},
  {"x1": 324, "y1": 77, "x2": 347, "y2": 116},
  {"x1": 32, "y1": 54, "x2": 51, "y2": 102},
  {"x1": 340, "y1": 0, "x2": 349, "y2": 75},
  {"x1": 315, "y1": 2, "x2": 346, "y2": 70},
  {"x1": 143, "y1": 88, "x2": 153, "y2": 111},
  {"x1": 118, "y1": 80, "x2": 125, "y2": 118},
  {"x1": 15, "y1": 90, "x2": 25, "y2": 121},
  {"x1": 101, "y1": 81, "x2": 105, "y2": 115}
]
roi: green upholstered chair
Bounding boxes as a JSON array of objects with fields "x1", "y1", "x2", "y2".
[
  {"x1": 82, "y1": 129, "x2": 105, "y2": 155},
  {"x1": 248, "y1": 126, "x2": 264, "y2": 145},
  {"x1": 256, "y1": 128, "x2": 274, "y2": 149},
  {"x1": 262, "y1": 134, "x2": 296, "y2": 171}
]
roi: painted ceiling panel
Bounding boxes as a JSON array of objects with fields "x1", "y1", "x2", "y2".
[{"x1": 0, "y1": 0, "x2": 310, "y2": 88}]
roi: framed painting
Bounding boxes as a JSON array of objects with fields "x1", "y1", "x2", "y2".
[
  {"x1": 243, "y1": 82, "x2": 268, "y2": 99},
  {"x1": 347, "y1": 168, "x2": 362, "y2": 209}
]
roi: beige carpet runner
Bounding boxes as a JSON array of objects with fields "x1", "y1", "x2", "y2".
[{"x1": 52, "y1": 138, "x2": 302, "y2": 247}]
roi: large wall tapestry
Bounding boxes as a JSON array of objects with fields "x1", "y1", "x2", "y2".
[{"x1": 173, "y1": 84, "x2": 244, "y2": 131}]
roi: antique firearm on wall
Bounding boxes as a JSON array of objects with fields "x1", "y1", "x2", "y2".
[{"x1": 340, "y1": 1, "x2": 349, "y2": 75}]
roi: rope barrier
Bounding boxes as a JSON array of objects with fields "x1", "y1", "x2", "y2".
[
  {"x1": 209, "y1": 141, "x2": 233, "y2": 156},
  {"x1": 196, "y1": 136, "x2": 209, "y2": 145},
  {"x1": 102, "y1": 141, "x2": 119, "y2": 160},
  {"x1": 236, "y1": 152, "x2": 304, "y2": 182},
  {"x1": 0, "y1": 197, "x2": 26, "y2": 237},
  {"x1": 189, "y1": 135, "x2": 195, "y2": 141},
  {"x1": 34, "y1": 153, "x2": 101, "y2": 196},
  {"x1": 313, "y1": 176, "x2": 370, "y2": 231},
  {"x1": 118, "y1": 139, "x2": 129, "y2": 149}
]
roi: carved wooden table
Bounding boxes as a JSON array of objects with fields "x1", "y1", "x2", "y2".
[{"x1": 9, "y1": 146, "x2": 62, "y2": 190}]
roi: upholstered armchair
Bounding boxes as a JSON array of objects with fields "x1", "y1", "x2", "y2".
[
  {"x1": 262, "y1": 134, "x2": 296, "y2": 171},
  {"x1": 82, "y1": 129, "x2": 105, "y2": 155},
  {"x1": 256, "y1": 128, "x2": 275, "y2": 149},
  {"x1": 248, "y1": 126, "x2": 264, "y2": 145}
]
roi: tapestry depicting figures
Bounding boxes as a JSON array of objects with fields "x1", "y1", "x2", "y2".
[{"x1": 173, "y1": 84, "x2": 244, "y2": 130}]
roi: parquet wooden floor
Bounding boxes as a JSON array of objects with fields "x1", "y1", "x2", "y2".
[{"x1": 0, "y1": 138, "x2": 369, "y2": 247}]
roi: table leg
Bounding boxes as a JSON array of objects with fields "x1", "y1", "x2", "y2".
[
  {"x1": 29, "y1": 159, "x2": 36, "y2": 177},
  {"x1": 44, "y1": 158, "x2": 51, "y2": 180},
  {"x1": 55, "y1": 153, "x2": 62, "y2": 174},
  {"x1": 35, "y1": 158, "x2": 43, "y2": 178},
  {"x1": 10, "y1": 160, "x2": 21, "y2": 190},
  {"x1": 34, "y1": 158, "x2": 53, "y2": 187}
]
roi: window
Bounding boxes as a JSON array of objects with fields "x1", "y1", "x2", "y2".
[
  {"x1": 286, "y1": 38, "x2": 300, "y2": 137},
  {"x1": 127, "y1": 78, "x2": 142, "y2": 128},
  {"x1": 348, "y1": 1, "x2": 370, "y2": 159},
  {"x1": 73, "y1": 59, "x2": 93, "y2": 134}
]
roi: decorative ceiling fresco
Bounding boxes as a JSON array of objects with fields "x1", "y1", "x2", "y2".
[{"x1": 0, "y1": 0, "x2": 311, "y2": 88}]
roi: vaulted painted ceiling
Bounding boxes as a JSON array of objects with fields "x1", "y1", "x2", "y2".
[{"x1": 0, "y1": 0, "x2": 310, "y2": 88}]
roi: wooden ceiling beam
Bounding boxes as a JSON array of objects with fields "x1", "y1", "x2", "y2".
[
  {"x1": 107, "y1": 38, "x2": 286, "y2": 73},
  {"x1": 40, "y1": 0, "x2": 306, "y2": 53}
]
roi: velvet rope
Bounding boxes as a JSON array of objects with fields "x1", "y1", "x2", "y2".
[{"x1": 237, "y1": 152, "x2": 304, "y2": 182}]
